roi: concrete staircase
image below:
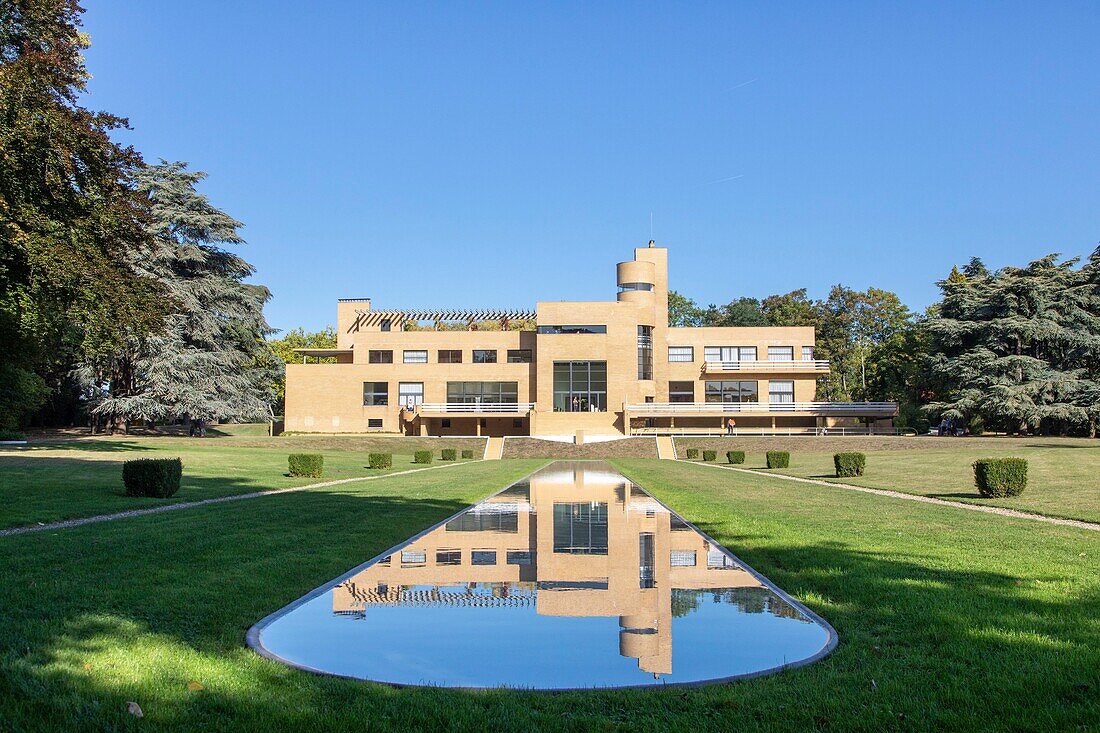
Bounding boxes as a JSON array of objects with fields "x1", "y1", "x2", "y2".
[
  {"x1": 655, "y1": 435, "x2": 676, "y2": 460},
  {"x1": 484, "y1": 436, "x2": 505, "y2": 460}
]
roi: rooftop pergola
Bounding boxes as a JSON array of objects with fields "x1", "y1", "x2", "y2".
[{"x1": 353, "y1": 308, "x2": 536, "y2": 330}]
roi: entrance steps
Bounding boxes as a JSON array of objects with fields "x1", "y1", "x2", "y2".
[
  {"x1": 484, "y1": 436, "x2": 505, "y2": 460},
  {"x1": 655, "y1": 435, "x2": 676, "y2": 460}
]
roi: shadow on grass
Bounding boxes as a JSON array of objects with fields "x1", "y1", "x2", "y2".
[{"x1": 1, "y1": 479, "x2": 1098, "y2": 731}]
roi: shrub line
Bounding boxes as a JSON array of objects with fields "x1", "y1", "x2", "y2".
[
  {"x1": 681, "y1": 460, "x2": 1100, "y2": 532},
  {"x1": 0, "y1": 460, "x2": 477, "y2": 539}
]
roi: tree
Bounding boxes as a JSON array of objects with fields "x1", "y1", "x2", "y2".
[
  {"x1": 761, "y1": 289, "x2": 818, "y2": 327},
  {"x1": 701, "y1": 297, "x2": 767, "y2": 327},
  {"x1": 76, "y1": 162, "x2": 275, "y2": 431},
  {"x1": 267, "y1": 326, "x2": 337, "y2": 412},
  {"x1": 1, "y1": 0, "x2": 165, "y2": 429},
  {"x1": 668, "y1": 290, "x2": 703, "y2": 327},
  {"x1": 925, "y1": 253, "x2": 1100, "y2": 435}
]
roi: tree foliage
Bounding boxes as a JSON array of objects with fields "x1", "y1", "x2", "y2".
[
  {"x1": 267, "y1": 326, "x2": 337, "y2": 411},
  {"x1": 0, "y1": 0, "x2": 165, "y2": 428}
]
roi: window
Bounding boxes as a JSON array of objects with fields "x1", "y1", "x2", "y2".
[
  {"x1": 403, "y1": 350, "x2": 427, "y2": 363},
  {"x1": 553, "y1": 361, "x2": 607, "y2": 412},
  {"x1": 639, "y1": 533, "x2": 655, "y2": 589},
  {"x1": 669, "y1": 381, "x2": 695, "y2": 403},
  {"x1": 473, "y1": 349, "x2": 497, "y2": 363},
  {"x1": 447, "y1": 510, "x2": 519, "y2": 532},
  {"x1": 513, "y1": 418, "x2": 523, "y2": 429},
  {"x1": 447, "y1": 381, "x2": 519, "y2": 405},
  {"x1": 671, "y1": 550, "x2": 697, "y2": 567},
  {"x1": 380, "y1": 318, "x2": 392, "y2": 332},
  {"x1": 553, "y1": 502, "x2": 609, "y2": 554},
  {"x1": 438, "y1": 349, "x2": 462, "y2": 364},
  {"x1": 704, "y1": 346, "x2": 756, "y2": 362},
  {"x1": 769, "y1": 380, "x2": 795, "y2": 405},
  {"x1": 398, "y1": 382, "x2": 423, "y2": 409},
  {"x1": 618, "y1": 282, "x2": 654, "y2": 292},
  {"x1": 507, "y1": 550, "x2": 533, "y2": 565},
  {"x1": 537, "y1": 325, "x2": 607, "y2": 334},
  {"x1": 708, "y1": 550, "x2": 735, "y2": 568},
  {"x1": 704, "y1": 380, "x2": 758, "y2": 403},
  {"x1": 401, "y1": 550, "x2": 425, "y2": 565},
  {"x1": 802, "y1": 346, "x2": 815, "y2": 361},
  {"x1": 507, "y1": 349, "x2": 532, "y2": 363},
  {"x1": 367, "y1": 418, "x2": 383, "y2": 429},
  {"x1": 368, "y1": 350, "x2": 393, "y2": 364},
  {"x1": 471, "y1": 550, "x2": 497, "y2": 566},
  {"x1": 637, "y1": 325, "x2": 653, "y2": 380},
  {"x1": 436, "y1": 550, "x2": 461, "y2": 566},
  {"x1": 768, "y1": 346, "x2": 795, "y2": 361},
  {"x1": 668, "y1": 346, "x2": 694, "y2": 362},
  {"x1": 363, "y1": 381, "x2": 388, "y2": 406},
  {"x1": 441, "y1": 418, "x2": 451, "y2": 428}
]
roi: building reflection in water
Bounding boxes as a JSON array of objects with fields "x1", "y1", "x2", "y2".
[{"x1": 332, "y1": 462, "x2": 805, "y2": 677}]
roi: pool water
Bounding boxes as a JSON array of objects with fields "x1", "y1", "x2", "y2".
[{"x1": 248, "y1": 461, "x2": 836, "y2": 689}]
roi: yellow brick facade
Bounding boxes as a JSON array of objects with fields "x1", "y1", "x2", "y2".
[{"x1": 285, "y1": 243, "x2": 895, "y2": 436}]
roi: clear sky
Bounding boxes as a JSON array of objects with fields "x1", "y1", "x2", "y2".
[{"x1": 79, "y1": 2, "x2": 1099, "y2": 333}]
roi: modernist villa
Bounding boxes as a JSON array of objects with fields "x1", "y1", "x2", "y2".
[{"x1": 285, "y1": 243, "x2": 896, "y2": 439}]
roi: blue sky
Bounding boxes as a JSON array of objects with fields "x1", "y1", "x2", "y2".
[{"x1": 80, "y1": 2, "x2": 1099, "y2": 333}]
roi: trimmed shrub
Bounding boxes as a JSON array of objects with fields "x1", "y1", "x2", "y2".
[
  {"x1": 461, "y1": 449, "x2": 474, "y2": 460},
  {"x1": 414, "y1": 450, "x2": 433, "y2": 464},
  {"x1": 368, "y1": 452, "x2": 392, "y2": 469},
  {"x1": 123, "y1": 458, "x2": 182, "y2": 498},
  {"x1": 288, "y1": 453, "x2": 324, "y2": 478},
  {"x1": 0, "y1": 430, "x2": 26, "y2": 441},
  {"x1": 973, "y1": 458, "x2": 1028, "y2": 497},
  {"x1": 834, "y1": 452, "x2": 866, "y2": 477},
  {"x1": 685, "y1": 448, "x2": 700, "y2": 460},
  {"x1": 766, "y1": 451, "x2": 790, "y2": 469},
  {"x1": 702, "y1": 449, "x2": 717, "y2": 462},
  {"x1": 726, "y1": 450, "x2": 745, "y2": 464},
  {"x1": 441, "y1": 448, "x2": 457, "y2": 461}
]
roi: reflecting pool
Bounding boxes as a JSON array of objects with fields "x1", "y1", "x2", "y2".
[{"x1": 248, "y1": 461, "x2": 835, "y2": 688}]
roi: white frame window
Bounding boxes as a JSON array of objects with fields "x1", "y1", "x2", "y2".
[
  {"x1": 403, "y1": 350, "x2": 428, "y2": 364},
  {"x1": 363, "y1": 381, "x2": 388, "y2": 406},
  {"x1": 802, "y1": 346, "x2": 815, "y2": 361},
  {"x1": 768, "y1": 346, "x2": 795, "y2": 361},
  {"x1": 668, "y1": 346, "x2": 694, "y2": 362},
  {"x1": 398, "y1": 382, "x2": 423, "y2": 409},
  {"x1": 704, "y1": 346, "x2": 756, "y2": 362},
  {"x1": 769, "y1": 380, "x2": 795, "y2": 403},
  {"x1": 670, "y1": 550, "x2": 697, "y2": 567},
  {"x1": 473, "y1": 349, "x2": 497, "y2": 364}
]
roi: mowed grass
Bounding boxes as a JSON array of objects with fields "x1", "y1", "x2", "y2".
[
  {"x1": 1, "y1": 457, "x2": 1097, "y2": 731},
  {"x1": 0, "y1": 435, "x2": 483, "y2": 529},
  {"x1": 675, "y1": 436, "x2": 1100, "y2": 523}
]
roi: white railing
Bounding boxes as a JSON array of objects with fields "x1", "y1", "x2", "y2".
[
  {"x1": 625, "y1": 401, "x2": 897, "y2": 414},
  {"x1": 702, "y1": 360, "x2": 830, "y2": 372},
  {"x1": 632, "y1": 426, "x2": 916, "y2": 437},
  {"x1": 417, "y1": 403, "x2": 535, "y2": 414}
]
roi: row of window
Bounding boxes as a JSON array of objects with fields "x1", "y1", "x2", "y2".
[
  {"x1": 364, "y1": 381, "x2": 520, "y2": 407},
  {"x1": 369, "y1": 349, "x2": 532, "y2": 364},
  {"x1": 390, "y1": 547, "x2": 730, "y2": 569},
  {"x1": 670, "y1": 380, "x2": 796, "y2": 403},
  {"x1": 669, "y1": 346, "x2": 815, "y2": 363}
]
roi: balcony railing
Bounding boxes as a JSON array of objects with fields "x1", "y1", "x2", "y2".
[
  {"x1": 624, "y1": 401, "x2": 897, "y2": 415},
  {"x1": 702, "y1": 360, "x2": 830, "y2": 373},
  {"x1": 417, "y1": 403, "x2": 535, "y2": 414}
]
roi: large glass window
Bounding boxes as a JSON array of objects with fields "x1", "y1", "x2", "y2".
[
  {"x1": 618, "y1": 282, "x2": 654, "y2": 292},
  {"x1": 446, "y1": 381, "x2": 519, "y2": 405},
  {"x1": 639, "y1": 533, "x2": 655, "y2": 589},
  {"x1": 398, "y1": 382, "x2": 423, "y2": 409},
  {"x1": 403, "y1": 350, "x2": 427, "y2": 363},
  {"x1": 553, "y1": 503, "x2": 608, "y2": 554},
  {"x1": 473, "y1": 349, "x2": 497, "y2": 363},
  {"x1": 669, "y1": 381, "x2": 695, "y2": 403},
  {"x1": 553, "y1": 361, "x2": 607, "y2": 412},
  {"x1": 769, "y1": 380, "x2": 795, "y2": 405},
  {"x1": 438, "y1": 349, "x2": 462, "y2": 363},
  {"x1": 704, "y1": 346, "x2": 757, "y2": 362},
  {"x1": 704, "y1": 380, "x2": 758, "y2": 403},
  {"x1": 768, "y1": 346, "x2": 795, "y2": 361},
  {"x1": 363, "y1": 381, "x2": 388, "y2": 406},
  {"x1": 507, "y1": 349, "x2": 532, "y2": 363},
  {"x1": 368, "y1": 350, "x2": 392, "y2": 364},
  {"x1": 668, "y1": 346, "x2": 694, "y2": 362},
  {"x1": 537, "y1": 325, "x2": 607, "y2": 334},
  {"x1": 637, "y1": 326, "x2": 653, "y2": 380}
]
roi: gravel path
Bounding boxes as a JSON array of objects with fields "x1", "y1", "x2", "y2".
[
  {"x1": 687, "y1": 461, "x2": 1100, "y2": 532},
  {"x1": 0, "y1": 461, "x2": 471, "y2": 539}
]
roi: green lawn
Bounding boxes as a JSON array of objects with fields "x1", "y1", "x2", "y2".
[
  {"x1": 674, "y1": 436, "x2": 1100, "y2": 524},
  {"x1": 0, "y1": 436, "x2": 480, "y2": 530},
  {"x1": 2, "y1": 457, "x2": 1097, "y2": 731}
]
